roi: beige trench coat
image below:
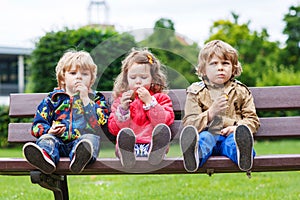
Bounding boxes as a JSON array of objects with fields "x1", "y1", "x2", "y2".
[{"x1": 182, "y1": 79, "x2": 260, "y2": 134}]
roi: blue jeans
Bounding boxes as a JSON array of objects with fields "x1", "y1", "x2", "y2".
[
  {"x1": 198, "y1": 131, "x2": 256, "y2": 167},
  {"x1": 36, "y1": 134, "x2": 100, "y2": 164}
]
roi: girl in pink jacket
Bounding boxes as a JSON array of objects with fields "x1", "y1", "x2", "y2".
[{"x1": 108, "y1": 48, "x2": 175, "y2": 168}]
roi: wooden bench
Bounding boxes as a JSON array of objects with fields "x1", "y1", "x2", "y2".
[{"x1": 1, "y1": 86, "x2": 300, "y2": 200}]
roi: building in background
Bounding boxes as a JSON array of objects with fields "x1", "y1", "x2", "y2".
[
  {"x1": 0, "y1": 46, "x2": 32, "y2": 105},
  {"x1": 0, "y1": 1, "x2": 110, "y2": 105}
]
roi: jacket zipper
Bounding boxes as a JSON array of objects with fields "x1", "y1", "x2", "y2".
[{"x1": 69, "y1": 96, "x2": 73, "y2": 140}]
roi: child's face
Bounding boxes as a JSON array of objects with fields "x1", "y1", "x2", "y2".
[
  {"x1": 127, "y1": 63, "x2": 152, "y2": 91},
  {"x1": 64, "y1": 65, "x2": 92, "y2": 95},
  {"x1": 204, "y1": 55, "x2": 233, "y2": 85}
]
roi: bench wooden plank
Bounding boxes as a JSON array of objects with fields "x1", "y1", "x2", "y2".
[
  {"x1": 258, "y1": 116, "x2": 300, "y2": 138},
  {"x1": 1, "y1": 155, "x2": 300, "y2": 175},
  {"x1": 8, "y1": 116, "x2": 300, "y2": 143},
  {"x1": 8, "y1": 86, "x2": 300, "y2": 117},
  {"x1": 8, "y1": 91, "x2": 114, "y2": 117},
  {"x1": 250, "y1": 86, "x2": 300, "y2": 110}
]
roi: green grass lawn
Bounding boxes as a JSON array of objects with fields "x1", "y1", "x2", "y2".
[{"x1": 1, "y1": 140, "x2": 300, "y2": 200}]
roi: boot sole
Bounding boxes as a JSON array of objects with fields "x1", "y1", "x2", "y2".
[
  {"x1": 69, "y1": 140, "x2": 93, "y2": 173},
  {"x1": 235, "y1": 125, "x2": 253, "y2": 171},
  {"x1": 118, "y1": 129, "x2": 136, "y2": 168},
  {"x1": 180, "y1": 126, "x2": 199, "y2": 172},
  {"x1": 23, "y1": 143, "x2": 56, "y2": 174},
  {"x1": 148, "y1": 124, "x2": 171, "y2": 165}
]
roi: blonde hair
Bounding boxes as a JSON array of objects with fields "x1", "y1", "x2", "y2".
[
  {"x1": 196, "y1": 40, "x2": 242, "y2": 79},
  {"x1": 112, "y1": 48, "x2": 167, "y2": 98},
  {"x1": 55, "y1": 50, "x2": 97, "y2": 89}
]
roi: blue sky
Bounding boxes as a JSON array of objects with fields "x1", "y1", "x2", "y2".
[{"x1": 0, "y1": 0, "x2": 299, "y2": 48}]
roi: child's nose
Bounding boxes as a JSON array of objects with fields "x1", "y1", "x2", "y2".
[
  {"x1": 76, "y1": 72, "x2": 82, "y2": 79},
  {"x1": 136, "y1": 77, "x2": 142, "y2": 84},
  {"x1": 217, "y1": 64, "x2": 224, "y2": 71}
]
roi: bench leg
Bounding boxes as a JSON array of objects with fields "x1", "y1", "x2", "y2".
[{"x1": 30, "y1": 171, "x2": 69, "y2": 200}]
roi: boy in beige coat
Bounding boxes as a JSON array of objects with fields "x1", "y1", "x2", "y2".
[{"x1": 180, "y1": 40, "x2": 260, "y2": 173}]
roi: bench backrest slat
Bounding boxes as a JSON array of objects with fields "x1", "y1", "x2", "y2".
[
  {"x1": 250, "y1": 86, "x2": 300, "y2": 110},
  {"x1": 9, "y1": 86, "x2": 300, "y2": 118}
]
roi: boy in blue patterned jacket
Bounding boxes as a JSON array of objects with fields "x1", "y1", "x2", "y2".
[{"x1": 23, "y1": 50, "x2": 109, "y2": 174}]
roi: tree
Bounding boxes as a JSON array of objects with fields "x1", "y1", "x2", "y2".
[
  {"x1": 27, "y1": 26, "x2": 137, "y2": 93},
  {"x1": 139, "y1": 18, "x2": 199, "y2": 88},
  {"x1": 280, "y1": 4, "x2": 300, "y2": 69},
  {"x1": 206, "y1": 12, "x2": 281, "y2": 86},
  {"x1": 154, "y1": 18, "x2": 175, "y2": 31}
]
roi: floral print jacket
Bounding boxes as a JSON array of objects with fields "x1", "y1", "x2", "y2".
[{"x1": 31, "y1": 88, "x2": 109, "y2": 142}]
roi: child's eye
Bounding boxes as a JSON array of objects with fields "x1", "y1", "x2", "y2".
[
  {"x1": 223, "y1": 61, "x2": 231, "y2": 65},
  {"x1": 142, "y1": 76, "x2": 148, "y2": 79},
  {"x1": 209, "y1": 61, "x2": 218, "y2": 66},
  {"x1": 129, "y1": 76, "x2": 136, "y2": 79},
  {"x1": 69, "y1": 71, "x2": 76, "y2": 75}
]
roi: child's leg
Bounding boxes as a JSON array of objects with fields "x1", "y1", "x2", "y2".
[
  {"x1": 135, "y1": 144, "x2": 150, "y2": 157},
  {"x1": 148, "y1": 123, "x2": 171, "y2": 165},
  {"x1": 23, "y1": 134, "x2": 60, "y2": 174},
  {"x1": 76, "y1": 134, "x2": 100, "y2": 163},
  {"x1": 220, "y1": 126, "x2": 255, "y2": 171},
  {"x1": 219, "y1": 133, "x2": 236, "y2": 163},
  {"x1": 198, "y1": 131, "x2": 218, "y2": 167},
  {"x1": 180, "y1": 127, "x2": 218, "y2": 172}
]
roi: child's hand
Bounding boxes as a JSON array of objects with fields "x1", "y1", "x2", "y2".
[
  {"x1": 120, "y1": 90, "x2": 134, "y2": 110},
  {"x1": 220, "y1": 126, "x2": 236, "y2": 136},
  {"x1": 48, "y1": 124, "x2": 66, "y2": 136},
  {"x1": 136, "y1": 87, "x2": 152, "y2": 105},
  {"x1": 74, "y1": 81, "x2": 90, "y2": 106},
  {"x1": 208, "y1": 95, "x2": 228, "y2": 120}
]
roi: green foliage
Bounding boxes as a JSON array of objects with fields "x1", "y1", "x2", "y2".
[
  {"x1": 91, "y1": 32, "x2": 137, "y2": 91},
  {"x1": 139, "y1": 18, "x2": 200, "y2": 87},
  {"x1": 0, "y1": 105, "x2": 9, "y2": 147},
  {"x1": 154, "y1": 18, "x2": 175, "y2": 31},
  {"x1": 26, "y1": 26, "x2": 137, "y2": 92},
  {"x1": 280, "y1": 4, "x2": 300, "y2": 68},
  {"x1": 0, "y1": 105, "x2": 32, "y2": 148},
  {"x1": 206, "y1": 14, "x2": 282, "y2": 87},
  {"x1": 256, "y1": 66, "x2": 300, "y2": 86}
]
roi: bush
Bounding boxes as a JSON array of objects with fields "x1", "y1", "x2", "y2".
[
  {"x1": 26, "y1": 26, "x2": 137, "y2": 93},
  {"x1": 0, "y1": 105, "x2": 9, "y2": 147},
  {"x1": 0, "y1": 105, "x2": 32, "y2": 148}
]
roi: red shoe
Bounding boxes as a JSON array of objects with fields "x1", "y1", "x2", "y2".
[{"x1": 23, "y1": 142, "x2": 56, "y2": 174}]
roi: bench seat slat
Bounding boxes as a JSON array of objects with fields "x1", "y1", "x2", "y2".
[{"x1": 1, "y1": 155, "x2": 300, "y2": 175}]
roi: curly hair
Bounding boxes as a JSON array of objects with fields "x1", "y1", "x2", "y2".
[
  {"x1": 196, "y1": 40, "x2": 242, "y2": 80},
  {"x1": 112, "y1": 48, "x2": 168, "y2": 98},
  {"x1": 55, "y1": 50, "x2": 97, "y2": 89}
]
